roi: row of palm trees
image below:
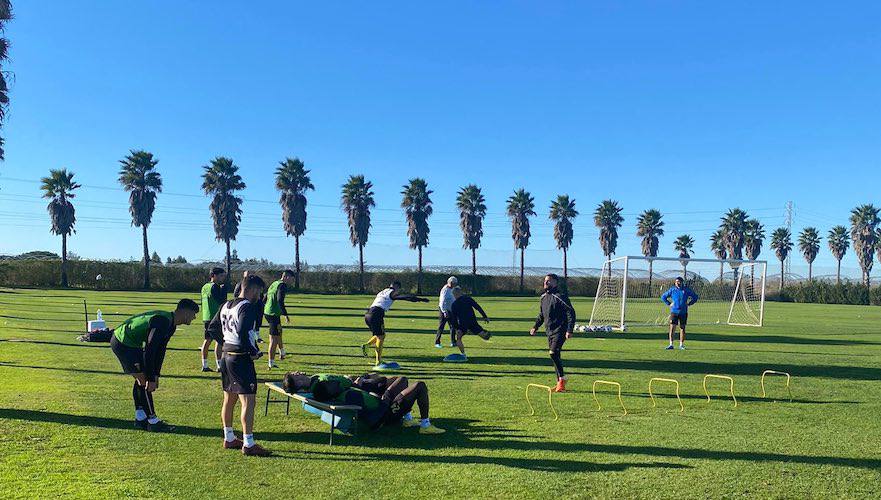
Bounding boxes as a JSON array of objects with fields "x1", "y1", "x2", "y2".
[{"x1": 38, "y1": 153, "x2": 880, "y2": 292}]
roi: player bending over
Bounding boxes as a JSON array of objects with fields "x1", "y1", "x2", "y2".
[
  {"x1": 449, "y1": 286, "x2": 491, "y2": 360},
  {"x1": 435, "y1": 276, "x2": 458, "y2": 348},
  {"x1": 529, "y1": 273, "x2": 576, "y2": 393},
  {"x1": 283, "y1": 371, "x2": 445, "y2": 434},
  {"x1": 110, "y1": 299, "x2": 200, "y2": 432},
  {"x1": 362, "y1": 281, "x2": 429, "y2": 367},
  {"x1": 661, "y1": 276, "x2": 698, "y2": 350},
  {"x1": 207, "y1": 274, "x2": 272, "y2": 456},
  {"x1": 264, "y1": 270, "x2": 295, "y2": 369},
  {"x1": 200, "y1": 267, "x2": 228, "y2": 372}
]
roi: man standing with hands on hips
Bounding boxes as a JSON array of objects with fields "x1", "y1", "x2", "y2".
[{"x1": 530, "y1": 273, "x2": 576, "y2": 393}]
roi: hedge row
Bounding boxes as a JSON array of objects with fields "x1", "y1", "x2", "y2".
[
  {"x1": 0, "y1": 259, "x2": 600, "y2": 296},
  {"x1": 769, "y1": 281, "x2": 881, "y2": 306}
]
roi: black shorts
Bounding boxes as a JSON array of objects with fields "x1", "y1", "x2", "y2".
[
  {"x1": 264, "y1": 315, "x2": 282, "y2": 336},
  {"x1": 364, "y1": 307, "x2": 386, "y2": 337},
  {"x1": 203, "y1": 321, "x2": 213, "y2": 340},
  {"x1": 110, "y1": 336, "x2": 145, "y2": 374},
  {"x1": 547, "y1": 332, "x2": 566, "y2": 353},
  {"x1": 220, "y1": 354, "x2": 258, "y2": 395},
  {"x1": 670, "y1": 313, "x2": 688, "y2": 327},
  {"x1": 456, "y1": 321, "x2": 485, "y2": 336}
]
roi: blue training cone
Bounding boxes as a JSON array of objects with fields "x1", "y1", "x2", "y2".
[
  {"x1": 374, "y1": 361, "x2": 401, "y2": 371},
  {"x1": 443, "y1": 353, "x2": 468, "y2": 363}
]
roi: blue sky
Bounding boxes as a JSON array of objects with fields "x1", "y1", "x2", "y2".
[{"x1": 1, "y1": 2, "x2": 879, "y2": 276}]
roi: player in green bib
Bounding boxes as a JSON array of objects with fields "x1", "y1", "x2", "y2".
[
  {"x1": 263, "y1": 270, "x2": 295, "y2": 369},
  {"x1": 199, "y1": 267, "x2": 228, "y2": 372},
  {"x1": 109, "y1": 299, "x2": 199, "y2": 432}
]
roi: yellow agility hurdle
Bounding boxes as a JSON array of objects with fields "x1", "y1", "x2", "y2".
[
  {"x1": 592, "y1": 380, "x2": 627, "y2": 416},
  {"x1": 703, "y1": 374, "x2": 737, "y2": 407},
  {"x1": 525, "y1": 383, "x2": 559, "y2": 421},
  {"x1": 648, "y1": 377, "x2": 684, "y2": 412},
  {"x1": 761, "y1": 370, "x2": 792, "y2": 402}
]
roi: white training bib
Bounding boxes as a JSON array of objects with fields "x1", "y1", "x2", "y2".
[{"x1": 220, "y1": 300, "x2": 258, "y2": 348}]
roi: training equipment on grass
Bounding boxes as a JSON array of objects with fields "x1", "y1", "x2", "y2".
[
  {"x1": 761, "y1": 370, "x2": 792, "y2": 402},
  {"x1": 525, "y1": 383, "x2": 559, "y2": 421},
  {"x1": 648, "y1": 377, "x2": 684, "y2": 412},
  {"x1": 443, "y1": 353, "x2": 467, "y2": 363},
  {"x1": 264, "y1": 382, "x2": 361, "y2": 445},
  {"x1": 592, "y1": 380, "x2": 628, "y2": 416},
  {"x1": 589, "y1": 256, "x2": 767, "y2": 330},
  {"x1": 374, "y1": 361, "x2": 401, "y2": 371},
  {"x1": 703, "y1": 374, "x2": 737, "y2": 407}
]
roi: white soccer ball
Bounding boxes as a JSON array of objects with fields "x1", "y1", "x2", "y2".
[{"x1": 96, "y1": 274, "x2": 103, "y2": 281}]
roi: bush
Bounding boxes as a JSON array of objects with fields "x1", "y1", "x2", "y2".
[{"x1": 771, "y1": 281, "x2": 881, "y2": 306}]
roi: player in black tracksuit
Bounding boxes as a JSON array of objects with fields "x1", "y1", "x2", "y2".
[
  {"x1": 530, "y1": 273, "x2": 576, "y2": 392},
  {"x1": 449, "y1": 287, "x2": 491, "y2": 359}
]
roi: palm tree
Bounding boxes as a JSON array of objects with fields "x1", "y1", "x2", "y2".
[
  {"x1": 594, "y1": 200, "x2": 624, "y2": 278},
  {"x1": 201, "y1": 157, "x2": 245, "y2": 277},
  {"x1": 710, "y1": 229, "x2": 727, "y2": 284},
  {"x1": 673, "y1": 234, "x2": 695, "y2": 278},
  {"x1": 341, "y1": 175, "x2": 375, "y2": 292},
  {"x1": 636, "y1": 209, "x2": 664, "y2": 291},
  {"x1": 506, "y1": 189, "x2": 536, "y2": 292},
  {"x1": 720, "y1": 208, "x2": 749, "y2": 282},
  {"x1": 41, "y1": 169, "x2": 81, "y2": 287},
  {"x1": 0, "y1": 0, "x2": 12, "y2": 160},
  {"x1": 118, "y1": 150, "x2": 162, "y2": 289},
  {"x1": 770, "y1": 228, "x2": 792, "y2": 291},
  {"x1": 743, "y1": 218, "x2": 765, "y2": 287},
  {"x1": 849, "y1": 204, "x2": 880, "y2": 288},
  {"x1": 275, "y1": 157, "x2": 314, "y2": 289},
  {"x1": 797, "y1": 227, "x2": 821, "y2": 282},
  {"x1": 827, "y1": 225, "x2": 849, "y2": 285},
  {"x1": 401, "y1": 178, "x2": 433, "y2": 294},
  {"x1": 456, "y1": 184, "x2": 486, "y2": 275},
  {"x1": 549, "y1": 195, "x2": 578, "y2": 279}
]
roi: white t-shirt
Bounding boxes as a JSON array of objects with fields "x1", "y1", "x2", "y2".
[
  {"x1": 438, "y1": 286, "x2": 454, "y2": 313},
  {"x1": 370, "y1": 288, "x2": 395, "y2": 311}
]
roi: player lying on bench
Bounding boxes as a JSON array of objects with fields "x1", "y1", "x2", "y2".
[{"x1": 282, "y1": 372, "x2": 446, "y2": 435}]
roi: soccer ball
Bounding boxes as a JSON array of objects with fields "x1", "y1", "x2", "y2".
[{"x1": 96, "y1": 274, "x2": 103, "y2": 281}]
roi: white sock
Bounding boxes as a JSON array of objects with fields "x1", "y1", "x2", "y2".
[
  {"x1": 201, "y1": 359, "x2": 208, "y2": 369},
  {"x1": 215, "y1": 358, "x2": 222, "y2": 369},
  {"x1": 243, "y1": 434, "x2": 255, "y2": 448},
  {"x1": 420, "y1": 418, "x2": 431, "y2": 428},
  {"x1": 402, "y1": 412, "x2": 413, "y2": 422},
  {"x1": 280, "y1": 348, "x2": 286, "y2": 357},
  {"x1": 679, "y1": 341, "x2": 684, "y2": 346},
  {"x1": 224, "y1": 427, "x2": 236, "y2": 442},
  {"x1": 135, "y1": 409, "x2": 147, "y2": 421},
  {"x1": 147, "y1": 416, "x2": 161, "y2": 425},
  {"x1": 269, "y1": 360, "x2": 276, "y2": 367},
  {"x1": 668, "y1": 342, "x2": 673, "y2": 346}
]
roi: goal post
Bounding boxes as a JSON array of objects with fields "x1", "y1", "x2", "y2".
[{"x1": 589, "y1": 256, "x2": 766, "y2": 330}]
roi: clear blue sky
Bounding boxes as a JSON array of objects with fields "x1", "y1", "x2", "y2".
[{"x1": 1, "y1": 2, "x2": 879, "y2": 276}]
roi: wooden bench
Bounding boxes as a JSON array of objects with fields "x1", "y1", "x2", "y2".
[{"x1": 263, "y1": 382, "x2": 362, "y2": 445}]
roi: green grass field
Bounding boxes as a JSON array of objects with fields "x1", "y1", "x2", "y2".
[{"x1": 1, "y1": 288, "x2": 880, "y2": 499}]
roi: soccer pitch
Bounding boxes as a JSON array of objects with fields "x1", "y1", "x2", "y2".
[{"x1": 1, "y1": 288, "x2": 880, "y2": 499}]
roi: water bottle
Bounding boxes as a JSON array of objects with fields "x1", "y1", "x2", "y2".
[{"x1": 96, "y1": 309, "x2": 103, "y2": 321}]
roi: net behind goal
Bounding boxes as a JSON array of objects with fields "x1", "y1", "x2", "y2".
[{"x1": 589, "y1": 256, "x2": 766, "y2": 329}]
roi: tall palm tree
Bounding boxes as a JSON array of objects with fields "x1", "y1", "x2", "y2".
[
  {"x1": 506, "y1": 188, "x2": 536, "y2": 292},
  {"x1": 849, "y1": 204, "x2": 880, "y2": 288},
  {"x1": 456, "y1": 184, "x2": 486, "y2": 275},
  {"x1": 710, "y1": 229, "x2": 727, "y2": 284},
  {"x1": 341, "y1": 175, "x2": 375, "y2": 292},
  {"x1": 41, "y1": 169, "x2": 81, "y2": 287},
  {"x1": 275, "y1": 157, "x2": 314, "y2": 289},
  {"x1": 636, "y1": 209, "x2": 664, "y2": 291},
  {"x1": 673, "y1": 234, "x2": 695, "y2": 278},
  {"x1": 770, "y1": 228, "x2": 792, "y2": 291},
  {"x1": 720, "y1": 208, "x2": 749, "y2": 282},
  {"x1": 827, "y1": 225, "x2": 849, "y2": 285},
  {"x1": 743, "y1": 218, "x2": 765, "y2": 287},
  {"x1": 401, "y1": 178, "x2": 433, "y2": 294},
  {"x1": 0, "y1": 0, "x2": 11, "y2": 160},
  {"x1": 549, "y1": 195, "x2": 578, "y2": 279},
  {"x1": 594, "y1": 199, "x2": 624, "y2": 278},
  {"x1": 201, "y1": 157, "x2": 245, "y2": 277},
  {"x1": 797, "y1": 227, "x2": 821, "y2": 282},
  {"x1": 118, "y1": 150, "x2": 162, "y2": 289}
]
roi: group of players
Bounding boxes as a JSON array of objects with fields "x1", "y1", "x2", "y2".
[{"x1": 106, "y1": 268, "x2": 579, "y2": 457}]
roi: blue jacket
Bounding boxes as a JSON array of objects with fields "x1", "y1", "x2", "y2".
[{"x1": 661, "y1": 286, "x2": 698, "y2": 314}]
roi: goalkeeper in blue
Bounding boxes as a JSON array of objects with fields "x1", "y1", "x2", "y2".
[{"x1": 660, "y1": 277, "x2": 698, "y2": 350}]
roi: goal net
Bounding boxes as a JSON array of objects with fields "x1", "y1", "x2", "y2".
[{"x1": 589, "y1": 256, "x2": 766, "y2": 329}]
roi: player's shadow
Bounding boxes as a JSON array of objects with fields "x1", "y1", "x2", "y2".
[
  {"x1": 0, "y1": 339, "x2": 192, "y2": 352},
  {"x1": 0, "y1": 362, "x2": 217, "y2": 380}
]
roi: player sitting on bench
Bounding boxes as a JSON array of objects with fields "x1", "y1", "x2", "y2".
[{"x1": 282, "y1": 372, "x2": 445, "y2": 435}]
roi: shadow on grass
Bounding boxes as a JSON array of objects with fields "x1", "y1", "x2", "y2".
[{"x1": 0, "y1": 338, "x2": 193, "y2": 352}]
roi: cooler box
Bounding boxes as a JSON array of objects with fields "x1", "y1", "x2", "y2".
[{"x1": 88, "y1": 320, "x2": 106, "y2": 332}]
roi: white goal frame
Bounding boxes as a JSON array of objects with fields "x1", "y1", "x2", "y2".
[{"x1": 588, "y1": 256, "x2": 767, "y2": 330}]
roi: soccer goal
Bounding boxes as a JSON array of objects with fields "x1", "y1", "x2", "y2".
[{"x1": 589, "y1": 256, "x2": 766, "y2": 330}]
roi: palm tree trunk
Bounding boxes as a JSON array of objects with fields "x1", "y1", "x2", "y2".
[
  {"x1": 519, "y1": 248, "x2": 525, "y2": 293},
  {"x1": 142, "y1": 225, "x2": 150, "y2": 289},
  {"x1": 417, "y1": 246, "x2": 423, "y2": 294},
  {"x1": 358, "y1": 243, "x2": 365, "y2": 293},
  {"x1": 471, "y1": 248, "x2": 476, "y2": 276},
  {"x1": 780, "y1": 260, "x2": 785, "y2": 291},
  {"x1": 225, "y1": 239, "x2": 231, "y2": 277},
  {"x1": 808, "y1": 261, "x2": 813, "y2": 282},
  {"x1": 61, "y1": 233, "x2": 68, "y2": 288},
  {"x1": 648, "y1": 259, "x2": 654, "y2": 295},
  {"x1": 294, "y1": 235, "x2": 301, "y2": 290},
  {"x1": 563, "y1": 248, "x2": 568, "y2": 280},
  {"x1": 836, "y1": 259, "x2": 841, "y2": 285}
]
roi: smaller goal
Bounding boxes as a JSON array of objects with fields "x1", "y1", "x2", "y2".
[{"x1": 589, "y1": 256, "x2": 766, "y2": 330}]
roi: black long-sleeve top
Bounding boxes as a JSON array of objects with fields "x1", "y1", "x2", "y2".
[
  {"x1": 144, "y1": 315, "x2": 176, "y2": 382},
  {"x1": 451, "y1": 295, "x2": 488, "y2": 329},
  {"x1": 532, "y1": 288, "x2": 576, "y2": 336}
]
